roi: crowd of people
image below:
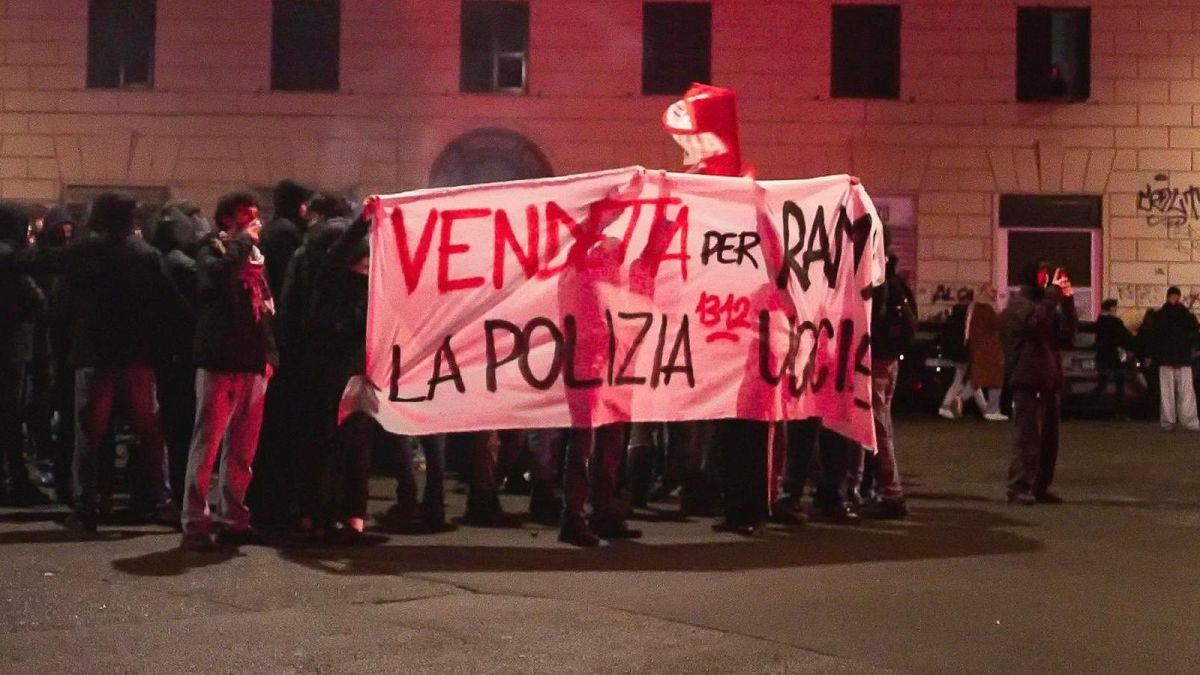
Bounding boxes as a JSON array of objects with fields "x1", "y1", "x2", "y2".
[
  {"x1": 0, "y1": 179, "x2": 1194, "y2": 554},
  {"x1": 935, "y1": 278, "x2": 1199, "y2": 432}
]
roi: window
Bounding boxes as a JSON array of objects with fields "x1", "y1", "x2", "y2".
[
  {"x1": 87, "y1": 0, "x2": 156, "y2": 89},
  {"x1": 642, "y1": 2, "x2": 711, "y2": 96},
  {"x1": 830, "y1": 4, "x2": 900, "y2": 99},
  {"x1": 461, "y1": 2, "x2": 530, "y2": 93},
  {"x1": 271, "y1": 0, "x2": 341, "y2": 92},
  {"x1": 1017, "y1": 7, "x2": 1090, "y2": 102}
]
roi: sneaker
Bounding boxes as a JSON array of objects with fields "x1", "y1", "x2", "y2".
[
  {"x1": 983, "y1": 412, "x2": 1009, "y2": 422},
  {"x1": 1006, "y1": 491, "x2": 1036, "y2": 506},
  {"x1": 558, "y1": 515, "x2": 600, "y2": 547},
  {"x1": 179, "y1": 531, "x2": 217, "y2": 552},
  {"x1": 812, "y1": 501, "x2": 861, "y2": 525},
  {"x1": 770, "y1": 500, "x2": 808, "y2": 526},
  {"x1": 938, "y1": 407, "x2": 957, "y2": 420},
  {"x1": 872, "y1": 499, "x2": 909, "y2": 519},
  {"x1": 712, "y1": 519, "x2": 766, "y2": 537},
  {"x1": 1034, "y1": 491, "x2": 1063, "y2": 504}
]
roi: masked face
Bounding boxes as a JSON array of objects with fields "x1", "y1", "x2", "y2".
[{"x1": 1036, "y1": 267, "x2": 1051, "y2": 289}]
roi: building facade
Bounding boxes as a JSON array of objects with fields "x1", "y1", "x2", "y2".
[{"x1": 1, "y1": 0, "x2": 1198, "y2": 320}]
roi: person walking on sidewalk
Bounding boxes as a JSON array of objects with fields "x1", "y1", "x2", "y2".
[
  {"x1": 181, "y1": 193, "x2": 278, "y2": 551},
  {"x1": 1151, "y1": 287, "x2": 1199, "y2": 432},
  {"x1": 1002, "y1": 262, "x2": 1078, "y2": 505},
  {"x1": 967, "y1": 283, "x2": 1007, "y2": 421}
]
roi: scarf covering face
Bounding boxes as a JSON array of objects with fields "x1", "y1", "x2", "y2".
[{"x1": 238, "y1": 245, "x2": 275, "y2": 322}]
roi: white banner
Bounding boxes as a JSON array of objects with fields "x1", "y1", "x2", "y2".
[{"x1": 344, "y1": 167, "x2": 885, "y2": 449}]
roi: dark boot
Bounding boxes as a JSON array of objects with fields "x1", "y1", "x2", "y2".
[
  {"x1": 528, "y1": 485, "x2": 562, "y2": 527},
  {"x1": 462, "y1": 490, "x2": 516, "y2": 527},
  {"x1": 558, "y1": 513, "x2": 600, "y2": 547}
]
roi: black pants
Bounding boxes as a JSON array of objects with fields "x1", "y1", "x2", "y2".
[
  {"x1": 782, "y1": 419, "x2": 855, "y2": 507},
  {"x1": 0, "y1": 365, "x2": 37, "y2": 494},
  {"x1": 563, "y1": 424, "x2": 627, "y2": 521},
  {"x1": 1096, "y1": 368, "x2": 1126, "y2": 417},
  {"x1": 718, "y1": 419, "x2": 769, "y2": 526},
  {"x1": 155, "y1": 362, "x2": 195, "y2": 505},
  {"x1": 393, "y1": 433, "x2": 446, "y2": 518},
  {"x1": 1008, "y1": 389, "x2": 1060, "y2": 496},
  {"x1": 248, "y1": 365, "x2": 304, "y2": 526},
  {"x1": 331, "y1": 413, "x2": 375, "y2": 521}
]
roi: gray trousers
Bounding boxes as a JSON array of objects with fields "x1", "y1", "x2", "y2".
[
  {"x1": 182, "y1": 369, "x2": 268, "y2": 534},
  {"x1": 850, "y1": 358, "x2": 903, "y2": 500}
]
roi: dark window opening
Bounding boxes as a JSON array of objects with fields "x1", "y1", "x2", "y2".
[
  {"x1": 831, "y1": 4, "x2": 900, "y2": 99},
  {"x1": 271, "y1": 0, "x2": 341, "y2": 92},
  {"x1": 461, "y1": 1, "x2": 530, "y2": 93},
  {"x1": 1017, "y1": 7, "x2": 1090, "y2": 102},
  {"x1": 642, "y1": 2, "x2": 711, "y2": 96},
  {"x1": 87, "y1": 0, "x2": 156, "y2": 89}
]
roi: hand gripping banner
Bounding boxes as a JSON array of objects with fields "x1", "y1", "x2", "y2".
[{"x1": 342, "y1": 167, "x2": 885, "y2": 450}]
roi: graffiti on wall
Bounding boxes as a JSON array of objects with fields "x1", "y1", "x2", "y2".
[
  {"x1": 917, "y1": 283, "x2": 976, "y2": 320},
  {"x1": 1114, "y1": 283, "x2": 1200, "y2": 316},
  {"x1": 1136, "y1": 173, "x2": 1200, "y2": 229}
]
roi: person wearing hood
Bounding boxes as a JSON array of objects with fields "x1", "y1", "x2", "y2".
[
  {"x1": 0, "y1": 201, "x2": 50, "y2": 506},
  {"x1": 1001, "y1": 261, "x2": 1078, "y2": 505},
  {"x1": 249, "y1": 192, "x2": 350, "y2": 529},
  {"x1": 295, "y1": 199, "x2": 376, "y2": 539},
  {"x1": 259, "y1": 178, "x2": 314, "y2": 299},
  {"x1": 25, "y1": 205, "x2": 75, "y2": 503},
  {"x1": 58, "y1": 192, "x2": 186, "y2": 530},
  {"x1": 1151, "y1": 287, "x2": 1199, "y2": 432},
  {"x1": 151, "y1": 201, "x2": 204, "y2": 505}
]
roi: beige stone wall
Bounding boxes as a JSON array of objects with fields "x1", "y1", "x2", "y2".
[{"x1": 2, "y1": 0, "x2": 1199, "y2": 318}]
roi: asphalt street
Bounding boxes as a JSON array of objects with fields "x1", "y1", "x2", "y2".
[{"x1": 1, "y1": 418, "x2": 1198, "y2": 674}]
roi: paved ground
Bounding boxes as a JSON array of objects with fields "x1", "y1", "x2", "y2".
[{"x1": 1, "y1": 418, "x2": 1198, "y2": 674}]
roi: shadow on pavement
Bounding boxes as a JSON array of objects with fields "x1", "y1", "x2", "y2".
[
  {"x1": 0, "y1": 509, "x2": 69, "y2": 524},
  {"x1": 111, "y1": 547, "x2": 241, "y2": 576},
  {"x1": 0, "y1": 529, "x2": 154, "y2": 545},
  {"x1": 275, "y1": 505, "x2": 1042, "y2": 576}
]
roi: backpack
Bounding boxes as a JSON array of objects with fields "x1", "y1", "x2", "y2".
[{"x1": 873, "y1": 277, "x2": 917, "y2": 359}]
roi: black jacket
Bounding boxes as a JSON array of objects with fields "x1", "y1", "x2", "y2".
[
  {"x1": 260, "y1": 216, "x2": 305, "y2": 298},
  {"x1": 1094, "y1": 314, "x2": 1134, "y2": 370},
  {"x1": 871, "y1": 273, "x2": 916, "y2": 362},
  {"x1": 306, "y1": 213, "x2": 370, "y2": 383},
  {"x1": 1151, "y1": 302, "x2": 1199, "y2": 367},
  {"x1": 1002, "y1": 285, "x2": 1078, "y2": 392},
  {"x1": 192, "y1": 232, "x2": 279, "y2": 373},
  {"x1": 0, "y1": 242, "x2": 45, "y2": 367},
  {"x1": 278, "y1": 217, "x2": 348, "y2": 358},
  {"x1": 57, "y1": 233, "x2": 187, "y2": 369}
]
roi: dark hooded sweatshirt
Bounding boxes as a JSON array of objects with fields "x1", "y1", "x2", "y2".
[
  {"x1": 259, "y1": 179, "x2": 313, "y2": 298},
  {"x1": 1002, "y1": 283, "x2": 1079, "y2": 392}
]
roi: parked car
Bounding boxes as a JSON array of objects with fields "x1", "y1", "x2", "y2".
[{"x1": 894, "y1": 318, "x2": 1160, "y2": 419}]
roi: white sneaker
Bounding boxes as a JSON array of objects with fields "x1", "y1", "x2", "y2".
[
  {"x1": 984, "y1": 412, "x2": 1009, "y2": 422},
  {"x1": 938, "y1": 407, "x2": 956, "y2": 420}
]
